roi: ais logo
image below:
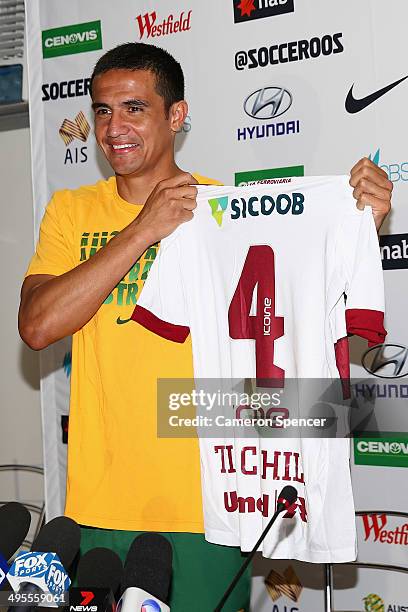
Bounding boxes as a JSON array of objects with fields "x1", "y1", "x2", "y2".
[
  {"x1": 209, "y1": 192, "x2": 305, "y2": 226},
  {"x1": 59, "y1": 111, "x2": 91, "y2": 165},
  {"x1": 265, "y1": 565, "x2": 302, "y2": 604}
]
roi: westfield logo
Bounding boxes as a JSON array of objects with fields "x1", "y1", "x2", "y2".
[
  {"x1": 362, "y1": 514, "x2": 408, "y2": 546},
  {"x1": 136, "y1": 10, "x2": 192, "y2": 39}
]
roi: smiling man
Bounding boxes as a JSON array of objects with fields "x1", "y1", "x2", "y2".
[{"x1": 19, "y1": 43, "x2": 392, "y2": 611}]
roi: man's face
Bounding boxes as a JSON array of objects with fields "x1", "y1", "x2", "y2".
[{"x1": 92, "y1": 68, "x2": 182, "y2": 176}]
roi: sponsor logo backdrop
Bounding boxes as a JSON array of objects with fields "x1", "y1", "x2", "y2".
[{"x1": 25, "y1": 0, "x2": 408, "y2": 608}]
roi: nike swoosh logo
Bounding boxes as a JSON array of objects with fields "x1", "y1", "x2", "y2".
[
  {"x1": 345, "y1": 74, "x2": 408, "y2": 113},
  {"x1": 116, "y1": 316, "x2": 132, "y2": 325}
]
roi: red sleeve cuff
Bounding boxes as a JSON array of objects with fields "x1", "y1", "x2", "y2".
[
  {"x1": 346, "y1": 308, "x2": 387, "y2": 347},
  {"x1": 131, "y1": 305, "x2": 190, "y2": 343},
  {"x1": 334, "y1": 336, "x2": 351, "y2": 399}
]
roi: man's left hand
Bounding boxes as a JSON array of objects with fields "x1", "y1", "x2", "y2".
[{"x1": 349, "y1": 157, "x2": 393, "y2": 232}]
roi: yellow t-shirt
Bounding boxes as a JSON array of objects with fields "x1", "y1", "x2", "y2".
[{"x1": 26, "y1": 174, "x2": 221, "y2": 532}]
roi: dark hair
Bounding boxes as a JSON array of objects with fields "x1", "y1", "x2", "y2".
[{"x1": 90, "y1": 42, "x2": 185, "y2": 114}]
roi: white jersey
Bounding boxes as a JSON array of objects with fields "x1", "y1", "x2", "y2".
[{"x1": 131, "y1": 176, "x2": 386, "y2": 562}]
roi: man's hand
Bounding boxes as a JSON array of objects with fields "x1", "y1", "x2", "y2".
[
  {"x1": 349, "y1": 157, "x2": 393, "y2": 232},
  {"x1": 134, "y1": 172, "x2": 198, "y2": 245}
]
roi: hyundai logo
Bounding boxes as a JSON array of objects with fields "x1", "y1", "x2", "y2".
[
  {"x1": 362, "y1": 343, "x2": 408, "y2": 378},
  {"x1": 244, "y1": 87, "x2": 292, "y2": 120}
]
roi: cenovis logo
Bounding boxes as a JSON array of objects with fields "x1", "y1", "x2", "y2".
[
  {"x1": 42, "y1": 21, "x2": 102, "y2": 59},
  {"x1": 244, "y1": 87, "x2": 292, "y2": 120},
  {"x1": 354, "y1": 433, "x2": 408, "y2": 468}
]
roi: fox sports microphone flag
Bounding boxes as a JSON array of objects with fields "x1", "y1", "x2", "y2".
[{"x1": 131, "y1": 176, "x2": 386, "y2": 562}]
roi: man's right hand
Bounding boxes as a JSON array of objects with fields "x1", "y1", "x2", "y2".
[
  {"x1": 134, "y1": 173, "x2": 198, "y2": 245},
  {"x1": 19, "y1": 172, "x2": 198, "y2": 350}
]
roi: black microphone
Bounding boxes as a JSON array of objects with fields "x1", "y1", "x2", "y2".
[
  {"x1": 7, "y1": 516, "x2": 81, "y2": 612},
  {"x1": 0, "y1": 502, "x2": 31, "y2": 587},
  {"x1": 116, "y1": 533, "x2": 173, "y2": 612},
  {"x1": 214, "y1": 486, "x2": 298, "y2": 612},
  {"x1": 31, "y1": 516, "x2": 81, "y2": 569},
  {"x1": 68, "y1": 547, "x2": 123, "y2": 612}
]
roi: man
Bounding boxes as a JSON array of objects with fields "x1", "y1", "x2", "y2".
[{"x1": 19, "y1": 43, "x2": 392, "y2": 611}]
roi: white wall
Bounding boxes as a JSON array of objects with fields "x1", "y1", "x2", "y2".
[{"x1": 0, "y1": 122, "x2": 43, "y2": 521}]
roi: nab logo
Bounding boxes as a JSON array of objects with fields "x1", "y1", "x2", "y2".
[
  {"x1": 208, "y1": 197, "x2": 229, "y2": 227},
  {"x1": 233, "y1": 0, "x2": 294, "y2": 23}
]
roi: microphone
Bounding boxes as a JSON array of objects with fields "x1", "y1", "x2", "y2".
[
  {"x1": 0, "y1": 502, "x2": 31, "y2": 587},
  {"x1": 116, "y1": 533, "x2": 173, "y2": 612},
  {"x1": 31, "y1": 516, "x2": 81, "y2": 569},
  {"x1": 7, "y1": 516, "x2": 81, "y2": 612},
  {"x1": 68, "y1": 547, "x2": 123, "y2": 612},
  {"x1": 276, "y1": 485, "x2": 298, "y2": 513},
  {"x1": 214, "y1": 486, "x2": 298, "y2": 612}
]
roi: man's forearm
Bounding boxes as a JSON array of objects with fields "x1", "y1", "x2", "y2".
[{"x1": 19, "y1": 219, "x2": 151, "y2": 349}]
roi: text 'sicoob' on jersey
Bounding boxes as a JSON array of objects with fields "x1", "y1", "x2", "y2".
[{"x1": 131, "y1": 176, "x2": 386, "y2": 562}]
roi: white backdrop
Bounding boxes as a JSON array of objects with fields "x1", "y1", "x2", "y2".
[{"x1": 25, "y1": 1, "x2": 408, "y2": 610}]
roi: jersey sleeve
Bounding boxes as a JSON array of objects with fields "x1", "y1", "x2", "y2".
[
  {"x1": 25, "y1": 191, "x2": 75, "y2": 278},
  {"x1": 341, "y1": 207, "x2": 386, "y2": 346},
  {"x1": 131, "y1": 234, "x2": 190, "y2": 343}
]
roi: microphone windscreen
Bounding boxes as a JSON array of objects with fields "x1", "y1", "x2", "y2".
[
  {"x1": 123, "y1": 533, "x2": 172, "y2": 603},
  {"x1": 277, "y1": 485, "x2": 298, "y2": 511},
  {"x1": 77, "y1": 547, "x2": 123, "y2": 592},
  {"x1": 0, "y1": 502, "x2": 31, "y2": 560},
  {"x1": 31, "y1": 516, "x2": 80, "y2": 569}
]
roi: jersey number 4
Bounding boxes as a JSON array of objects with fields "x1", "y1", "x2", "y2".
[{"x1": 228, "y1": 245, "x2": 284, "y2": 386}]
